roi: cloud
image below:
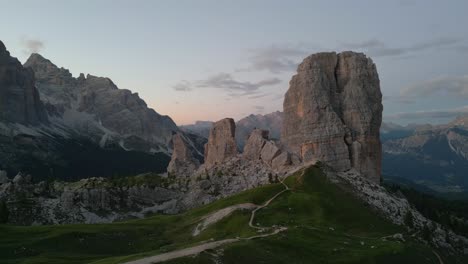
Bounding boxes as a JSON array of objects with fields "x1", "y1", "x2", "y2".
[
  {"x1": 239, "y1": 37, "x2": 464, "y2": 75},
  {"x1": 248, "y1": 93, "x2": 269, "y2": 99},
  {"x1": 20, "y1": 37, "x2": 45, "y2": 54},
  {"x1": 172, "y1": 80, "x2": 192, "y2": 91},
  {"x1": 238, "y1": 44, "x2": 314, "y2": 74},
  {"x1": 173, "y1": 73, "x2": 281, "y2": 96},
  {"x1": 383, "y1": 95, "x2": 416, "y2": 104},
  {"x1": 341, "y1": 37, "x2": 462, "y2": 58},
  {"x1": 401, "y1": 75, "x2": 468, "y2": 99},
  {"x1": 384, "y1": 105, "x2": 468, "y2": 120},
  {"x1": 253, "y1": 105, "x2": 265, "y2": 113}
]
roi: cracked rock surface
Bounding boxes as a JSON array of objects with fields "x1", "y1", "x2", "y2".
[{"x1": 282, "y1": 51, "x2": 383, "y2": 183}]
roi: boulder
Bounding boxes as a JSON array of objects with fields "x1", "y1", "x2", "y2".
[
  {"x1": 281, "y1": 51, "x2": 382, "y2": 183},
  {"x1": 204, "y1": 118, "x2": 238, "y2": 168},
  {"x1": 235, "y1": 111, "x2": 283, "y2": 149},
  {"x1": 271, "y1": 152, "x2": 291, "y2": 170},
  {"x1": 260, "y1": 141, "x2": 282, "y2": 165}
]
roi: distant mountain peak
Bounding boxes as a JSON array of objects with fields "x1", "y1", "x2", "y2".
[{"x1": 24, "y1": 53, "x2": 74, "y2": 86}]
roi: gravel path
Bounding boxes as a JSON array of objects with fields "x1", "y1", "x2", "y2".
[{"x1": 192, "y1": 203, "x2": 257, "y2": 236}]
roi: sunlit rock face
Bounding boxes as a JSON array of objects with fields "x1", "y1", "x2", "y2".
[
  {"x1": 0, "y1": 41, "x2": 48, "y2": 125},
  {"x1": 282, "y1": 51, "x2": 383, "y2": 183},
  {"x1": 203, "y1": 118, "x2": 238, "y2": 169}
]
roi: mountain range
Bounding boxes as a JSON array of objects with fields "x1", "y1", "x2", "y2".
[{"x1": 0, "y1": 41, "x2": 203, "y2": 181}]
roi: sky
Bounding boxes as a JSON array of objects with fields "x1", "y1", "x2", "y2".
[{"x1": 1, "y1": 0, "x2": 468, "y2": 125}]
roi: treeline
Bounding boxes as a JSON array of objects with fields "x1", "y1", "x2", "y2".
[{"x1": 386, "y1": 184, "x2": 468, "y2": 237}]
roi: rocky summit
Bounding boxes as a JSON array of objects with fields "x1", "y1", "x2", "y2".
[
  {"x1": 203, "y1": 118, "x2": 239, "y2": 168},
  {"x1": 282, "y1": 51, "x2": 383, "y2": 183},
  {"x1": 0, "y1": 41, "x2": 48, "y2": 125}
]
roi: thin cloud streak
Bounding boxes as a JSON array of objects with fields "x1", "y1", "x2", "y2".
[
  {"x1": 401, "y1": 75, "x2": 468, "y2": 99},
  {"x1": 173, "y1": 73, "x2": 282, "y2": 97},
  {"x1": 237, "y1": 44, "x2": 318, "y2": 74},
  {"x1": 385, "y1": 105, "x2": 468, "y2": 120},
  {"x1": 341, "y1": 37, "x2": 462, "y2": 58}
]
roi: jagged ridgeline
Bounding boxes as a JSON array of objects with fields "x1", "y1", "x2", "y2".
[{"x1": 0, "y1": 40, "x2": 204, "y2": 181}]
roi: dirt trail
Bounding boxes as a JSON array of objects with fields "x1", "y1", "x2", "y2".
[
  {"x1": 192, "y1": 203, "x2": 257, "y2": 236},
  {"x1": 249, "y1": 177, "x2": 290, "y2": 229},
  {"x1": 123, "y1": 170, "x2": 295, "y2": 264}
]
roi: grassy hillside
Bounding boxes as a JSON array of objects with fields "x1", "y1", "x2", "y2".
[{"x1": 1, "y1": 166, "x2": 464, "y2": 263}]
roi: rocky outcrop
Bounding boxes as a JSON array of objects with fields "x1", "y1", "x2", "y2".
[
  {"x1": 180, "y1": 111, "x2": 283, "y2": 150},
  {"x1": 243, "y1": 129, "x2": 269, "y2": 160},
  {"x1": 0, "y1": 174, "x2": 181, "y2": 225},
  {"x1": 167, "y1": 133, "x2": 200, "y2": 176},
  {"x1": 236, "y1": 111, "x2": 283, "y2": 149},
  {"x1": 242, "y1": 128, "x2": 294, "y2": 170},
  {"x1": 204, "y1": 118, "x2": 238, "y2": 168},
  {"x1": 260, "y1": 141, "x2": 282, "y2": 165},
  {"x1": 282, "y1": 51, "x2": 383, "y2": 183},
  {"x1": 0, "y1": 41, "x2": 48, "y2": 125}
]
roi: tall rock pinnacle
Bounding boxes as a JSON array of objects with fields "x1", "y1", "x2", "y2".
[
  {"x1": 204, "y1": 118, "x2": 238, "y2": 168},
  {"x1": 281, "y1": 51, "x2": 383, "y2": 183}
]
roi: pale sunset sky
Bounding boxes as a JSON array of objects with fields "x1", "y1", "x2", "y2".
[{"x1": 1, "y1": 0, "x2": 468, "y2": 125}]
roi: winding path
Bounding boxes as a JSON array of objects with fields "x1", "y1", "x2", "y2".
[
  {"x1": 249, "y1": 178, "x2": 290, "y2": 229},
  {"x1": 123, "y1": 172, "x2": 294, "y2": 264}
]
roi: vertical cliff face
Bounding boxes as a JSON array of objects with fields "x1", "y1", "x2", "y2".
[
  {"x1": 0, "y1": 41, "x2": 48, "y2": 125},
  {"x1": 282, "y1": 51, "x2": 382, "y2": 183},
  {"x1": 204, "y1": 118, "x2": 238, "y2": 168}
]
